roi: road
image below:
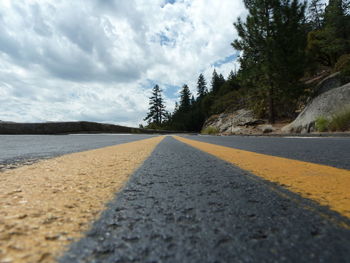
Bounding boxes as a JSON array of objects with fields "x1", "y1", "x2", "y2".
[
  {"x1": 0, "y1": 135, "x2": 349, "y2": 262},
  {"x1": 182, "y1": 135, "x2": 350, "y2": 170},
  {"x1": 0, "y1": 134, "x2": 155, "y2": 169}
]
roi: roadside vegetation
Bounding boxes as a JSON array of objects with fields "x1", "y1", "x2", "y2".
[
  {"x1": 315, "y1": 108, "x2": 350, "y2": 132},
  {"x1": 201, "y1": 126, "x2": 219, "y2": 135},
  {"x1": 329, "y1": 108, "x2": 350, "y2": 131},
  {"x1": 143, "y1": 0, "x2": 350, "y2": 132},
  {"x1": 315, "y1": 116, "x2": 330, "y2": 132}
]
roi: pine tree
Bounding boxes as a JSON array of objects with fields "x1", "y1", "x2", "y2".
[
  {"x1": 163, "y1": 111, "x2": 172, "y2": 123},
  {"x1": 233, "y1": 0, "x2": 307, "y2": 123},
  {"x1": 307, "y1": 0, "x2": 350, "y2": 67},
  {"x1": 191, "y1": 95, "x2": 195, "y2": 105},
  {"x1": 219, "y1": 70, "x2": 240, "y2": 94},
  {"x1": 174, "y1": 102, "x2": 179, "y2": 113},
  {"x1": 180, "y1": 84, "x2": 191, "y2": 110},
  {"x1": 227, "y1": 70, "x2": 236, "y2": 82},
  {"x1": 308, "y1": 0, "x2": 325, "y2": 29},
  {"x1": 324, "y1": 0, "x2": 350, "y2": 42},
  {"x1": 196, "y1": 73, "x2": 208, "y2": 97},
  {"x1": 144, "y1": 85, "x2": 167, "y2": 125},
  {"x1": 211, "y1": 69, "x2": 225, "y2": 94},
  {"x1": 218, "y1": 74, "x2": 225, "y2": 87},
  {"x1": 345, "y1": 0, "x2": 350, "y2": 15}
]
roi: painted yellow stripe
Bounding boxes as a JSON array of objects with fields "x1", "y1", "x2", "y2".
[
  {"x1": 0, "y1": 136, "x2": 164, "y2": 263},
  {"x1": 174, "y1": 136, "x2": 350, "y2": 220}
]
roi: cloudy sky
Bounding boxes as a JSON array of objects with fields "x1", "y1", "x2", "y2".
[{"x1": 0, "y1": 0, "x2": 246, "y2": 126}]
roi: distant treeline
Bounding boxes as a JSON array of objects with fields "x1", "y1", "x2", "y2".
[
  {"x1": 0, "y1": 121, "x2": 183, "y2": 135},
  {"x1": 143, "y1": 0, "x2": 350, "y2": 132}
]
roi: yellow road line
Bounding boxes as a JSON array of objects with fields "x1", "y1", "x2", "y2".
[
  {"x1": 174, "y1": 136, "x2": 350, "y2": 220},
  {"x1": 0, "y1": 136, "x2": 164, "y2": 263}
]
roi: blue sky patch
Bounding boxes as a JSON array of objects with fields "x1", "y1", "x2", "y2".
[
  {"x1": 144, "y1": 80, "x2": 179, "y2": 100},
  {"x1": 163, "y1": 0, "x2": 177, "y2": 5},
  {"x1": 159, "y1": 32, "x2": 176, "y2": 47},
  {"x1": 212, "y1": 54, "x2": 238, "y2": 68},
  {"x1": 163, "y1": 84, "x2": 181, "y2": 99}
]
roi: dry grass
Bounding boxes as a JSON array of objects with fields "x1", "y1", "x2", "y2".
[
  {"x1": 315, "y1": 107, "x2": 350, "y2": 132},
  {"x1": 201, "y1": 126, "x2": 219, "y2": 135}
]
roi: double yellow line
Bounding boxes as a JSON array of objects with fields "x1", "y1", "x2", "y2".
[
  {"x1": 175, "y1": 136, "x2": 350, "y2": 222},
  {"x1": 0, "y1": 136, "x2": 164, "y2": 263},
  {"x1": 0, "y1": 135, "x2": 349, "y2": 262}
]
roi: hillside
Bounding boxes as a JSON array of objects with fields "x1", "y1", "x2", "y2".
[
  {"x1": 143, "y1": 0, "x2": 350, "y2": 134},
  {"x1": 0, "y1": 121, "x2": 179, "y2": 135}
]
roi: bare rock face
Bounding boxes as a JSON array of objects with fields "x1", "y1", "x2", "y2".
[
  {"x1": 312, "y1": 72, "x2": 341, "y2": 98},
  {"x1": 258, "y1": 124, "x2": 275, "y2": 134},
  {"x1": 282, "y1": 83, "x2": 350, "y2": 133},
  {"x1": 203, "y1": 109, "x2": 264, "y2": 134}
]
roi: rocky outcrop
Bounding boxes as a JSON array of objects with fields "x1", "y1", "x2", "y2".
[
  {"x1": 258, "y1": 124, "x2": 275, "y2": 134},
  {"x1": 312, "y1": 72, "x2": 341, "y2": 98},
  {"x1": 202, "y1": 109, "x2": 265, "y2": 134},
  {"x1": 282, "y1": 83, "x2": 350, "y2": 133}
]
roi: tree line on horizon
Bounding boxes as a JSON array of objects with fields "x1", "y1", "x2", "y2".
[{"x1": 143, "y1": 0, "x2": 350, "y2": 132}]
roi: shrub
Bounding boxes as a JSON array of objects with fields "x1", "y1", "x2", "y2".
[
  {"x1": 315, "y1": 108, "x2": 350, "y2": 132},
  {"x1": 328, "y1": 108, "x2": 350, "y2": 131},
  {"x1": 334, "y1": 54, "x2": 350, "y2": 72},
  {"x1": 315, "y1": 116, "x2": 329, "y2": 132},
  {"x1": 201, "y1": 126, "x2": 219, "y2": 135},
  {"x1": 334, "y1": 54, "x2": 350, "y2": 84},
  {"x1": 210, "y1": 90, "x2": 246, "y2": 115}
]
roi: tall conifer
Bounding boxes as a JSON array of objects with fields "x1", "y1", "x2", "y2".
[
  {"x1": 308, "y1": 0, "x2": 325, "y2": 29},
  {"x1": 197, "y1": 74, "x2": 208, "y2": 97},
  {"x1": 233, "y1": 0, "x2": 307, "y2": 122},
  {"x1": 180, "y1": 84, "x2": 191, "y2": 110},
  {"x1": 211, "y1": 70, "x2": 225, "y2": 94},
  {"x1": 144, "y1": 85, "x2": 167, "y2": 125}
]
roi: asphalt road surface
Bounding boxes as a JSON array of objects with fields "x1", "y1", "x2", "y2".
[
  {"x1": 59, "y1": 136, "x2": 350, "y2": 263},
  {"x1": 182, "y1": 135, "x2": 350, "y2": 170},
  {"x1": 0, "y1": 134, "x2": 155, "y2": 168},
  {"x1": 1, "y1": 134, "x2": 349, "y2": 262}
]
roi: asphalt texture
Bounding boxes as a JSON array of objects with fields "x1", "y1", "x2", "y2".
[
  {"x1": 0, "y1": 134, "x2": 155, "y2": 169},
  {"x1": 182, "y1": 135, "x2": 350, "y2": 170},
  {"x1": 60, "y1": 137, "x2": 350, "y2": 263}
]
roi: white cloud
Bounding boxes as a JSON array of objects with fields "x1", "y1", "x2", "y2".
[{"x1": 0, "y1": 0, "x2": 247, "y2": 126}]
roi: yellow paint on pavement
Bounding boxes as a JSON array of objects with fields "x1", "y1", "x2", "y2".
[
  {"x1": 174, "y1": 136, "x2": 350, "y2": 220},
  {"x1": 0, "y1": 136, "x2": 163, "y2": 263}
]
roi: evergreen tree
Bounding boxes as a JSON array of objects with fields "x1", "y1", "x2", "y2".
[
  {"x1": 197, "y1": 73, "x2": 208, "y2": 97},
  {"x1": 218, "y1": 74, "x2": 225, "y2": 87},
  {"x1": 180, "y1": 84, "x2": 191, "y2": 110},
  {"x1": 325, "y1": 0, "x2": 350, "y2": 41},
  {"x1": 233, "y1": 0, "x2": 307, "y2": 123},
  {"x1": 174, "y1": 102, "x2": 179, "y2": 113},
  {"x1": 211, "y1": 69, "x2": 225, "y2": 94},
  {"x1": 163, "y1": 111, "x2": 172, "y2": 123},
  {"x1": 227, "y1": 70, "x2": 236, "y2": 82},
  {"x1": 308, "y1": 0, "x2": 325, "y2": 29},
  {"x1": 307, "y1": 0, "x2": 350, "y2": 67},
  {"x1": 144, "y1": 85, "x2": 167, "y2": 125},
  {"x1": 191, "y1": 95, "x2": 195, "y2": 105},
  {"x1": 219, "y1": 70, "x2": 241, "y2": 95},
  {"x1": 345, "y1": 0, "x2": 350, "y2": 15}
]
